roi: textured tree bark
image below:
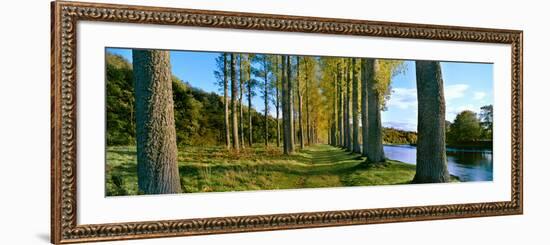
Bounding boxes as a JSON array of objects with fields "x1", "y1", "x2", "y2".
[
  {"x1": 413, "y1": 61, "x2": 450, "y2": 183},
  {"x1": 133, "y1": 50, "x2": 181, "y2": 194},
  {"x1": 360, "y1": 59, "x2": 369, "y2": 157},
  {"x1": 297, "y1": 57, "x2": 305, "y2": 149},
  {"x1": 223, "y1": 53, "x2": 230, "y2": 149},
  {"x1": 352, "y1": 58, "x2": 361, "y2": 154},
  {"x1": 282, "y1": 56, "x2": 290, "y2": 155},
  {"x1": 366, "y1": 59, "x2": 385, "y2": 163},
  {"x1": 230, "y1": 54, "x2": 240, "y2": 151},
  {"x1": 287, "y1": 56, "x2": 295, "y2": 153}
]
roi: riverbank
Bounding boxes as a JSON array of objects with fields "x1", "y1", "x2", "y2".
[
  {"x1": 446, "y1": 141, "x2": 492, "y2": 150},
  {"x1": 398, "y1": 141, "x2": 492, "y2": 151},
  {"x1": 383, "y1": 144, "x2": 493, "y2": 182}
]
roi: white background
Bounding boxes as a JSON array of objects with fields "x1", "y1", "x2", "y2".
[
  {"x1": 0, "y1": 0, "x2": 547, "y2": 244},
  {"x1": 78, "y1": 21, "x2": 511, "y2": 224}
]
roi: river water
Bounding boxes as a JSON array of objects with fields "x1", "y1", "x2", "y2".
[{"x1": 383, "y1": 145, "x2": 493, "y2": 182}]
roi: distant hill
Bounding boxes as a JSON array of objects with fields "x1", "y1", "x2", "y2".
[{"x1": 382, "y1": 127, "x2": 417, "y2": 145}]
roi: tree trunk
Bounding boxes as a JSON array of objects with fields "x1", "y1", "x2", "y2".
[
  {"x1": 360, "y1": 59, "x2": 368, "y2": 157},
  {"x1": 337, "y1": 63, "x2": 343, "y2": 147},
  {"x1": 345, "y1": 59, "x2": 352, "y2": 152},
  {"x1": 223, "y1": 53, "x2": 230, "y2": 149},
  {"x1": 293, "y1": 85, "x2": 298, "y2": 146},
  {"x1": 297, "y1": 57, "x2": 305, "y2": 149},
  {"x1": 305, "y1": 63, "x2": 311, "y2": 146},
  {"x1": 239, "y1": 55, "x2": 245, "y2": 149},
  {"x1": 287, "y1": 56, "x2": 295, "y2": 153},
  {"x1": 413, "y1": 61, "x2": 450, "y2": 183},
  {"x1": 247, "y1": 57, "x2": 253, "y2": 147},
  {"x1": 282, "y1": 55, "x2": 290, "y2": 155},
  {"x1": 264, "y1": 57, "x2": 269, "y2": 147},
  {"x1": 365, "y1": 59, "x2": 385, "y2": 163},
  {"x1": 352, "y1": 58, "x2": 361, "y2": 154},
  {"x1": 133, "y1": 49, "x2": 181, "y2": 194},
  {"x1": 331, "y1": 73, "x2": 337, "y2": 146},
  {"x1": 343, "y1": 68, "x2": 348, "y2": 149},
  {"x1": 313, "y1": 119, "x2": 318, "y2": 144},
  {"x1": 294, "y1": 104, "x2": 298, "y2": 146},
  {"x1": 276, "y1": 56, "x2": 281, "y2": 147},
  {"x1": 328, "y1": 117, "x2": 332, "y2": 145},
  {"x1": 231, "y1": 54, "x2": 240, "y2": 151}
]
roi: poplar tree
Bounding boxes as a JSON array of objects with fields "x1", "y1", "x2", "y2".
[
  {"x1": 414, "y1": 61, "x2": 450, "y2": 183},
  {"x1": 133, "y1": 49, "x2": 181, "y2": 194}
]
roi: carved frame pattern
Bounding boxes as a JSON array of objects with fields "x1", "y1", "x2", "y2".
[{"x1": 51, "y1": 1, "x2": 523, "y2": 243}]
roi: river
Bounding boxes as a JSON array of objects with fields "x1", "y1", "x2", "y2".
[{"x1": 383, "y1": 145, "x2": 493, "y2": 182}]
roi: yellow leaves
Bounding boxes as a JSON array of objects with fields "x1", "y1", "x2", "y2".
[
  {"x1": 374, "y1": 59, "x2": 406, "y2": 109},
  {"x1": 374, "y1": 59, "x2": 405, "y2": 93}
]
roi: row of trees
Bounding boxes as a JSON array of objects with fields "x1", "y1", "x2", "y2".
[
  {"x1": 122, "y1": 49, "x2": 468, "y2": 193},
  {"x1": 215, "y1": 53, "x2": 325, "y2": 154},
  {"x1": 216, "y1": 54, "x2": 454, "y2": 183},
  {"x1": 318, "y1": 59, "x2": 452, "y2": 183},
  {"x1": 107, "y1": 51, "x2": 492, "y2": 151},
  {"x1": 318, "y1": 58, "x2": 404, "y2": 163},
  {"x1": 129, "y1": 51, "x2": 332, "y2": 194}
]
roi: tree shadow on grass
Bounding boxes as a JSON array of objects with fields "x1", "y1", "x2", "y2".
[
  {"x1": 108, "y1": 149, "x2": 137, "y2": 157},
  {"x1": 296, "y1": 145, "x2": 362, "y2": 165},
  {"x1": 176, "y1": 145, "x2": 369, "y2": 178},
  {"x1": 108, "y1": 144, "x2": 419, "y2": 194},
  {"x1": 110, "y1": 163, "x2": 137, "y2": 177}
]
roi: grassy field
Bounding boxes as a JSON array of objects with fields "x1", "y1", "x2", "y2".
[{"x1": 106, "y1": 144, "x2": 418, "y2": 196}]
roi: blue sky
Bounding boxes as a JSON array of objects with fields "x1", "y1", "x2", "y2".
[
  {"x1": 382, "y1": 61, "x2": 493, "y2": 131},
  {"x1": 107, "y1": 48, "x2": 493, "y2": 132}
]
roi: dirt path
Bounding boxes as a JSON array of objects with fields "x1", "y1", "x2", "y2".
[
  {"x1": 289, "y1": 144, "x2": 365, "y2": 188},
  {"x1": 298, "y1": 144, "x2": 362, "y2": 165}
]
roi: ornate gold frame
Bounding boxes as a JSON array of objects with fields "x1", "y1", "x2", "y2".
[{"x1": 51, "y1": 1, "x2": 523, "y2": 243}]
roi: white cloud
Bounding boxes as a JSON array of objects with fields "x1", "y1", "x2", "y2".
[
  {"x1": 386, "y1": 84, "x2": 477, "y2": 126},
  {"x1": 473, "y1": 91, "x2": 486, "y2": 100},
  {"x1": 387, "y1": 84, "x2": 469, "y2": 111},
  {"x1": 446, "y1": 104, "x2": 479, "y2": 121},
  {"x1": 387, "y1": 88, "x2": 417, "y2": 109},
  {"x1": 444, "y1": 84, "x2": 469, "y2": 100}
]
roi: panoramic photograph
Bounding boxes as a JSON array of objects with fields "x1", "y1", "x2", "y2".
[{"x1": 105, "y1": 47, "x2": 493, "y2": 196}]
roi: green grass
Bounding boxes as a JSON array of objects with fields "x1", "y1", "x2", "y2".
[{"x1": 106, "y1": 144, "x2": 418, "y2": 196}]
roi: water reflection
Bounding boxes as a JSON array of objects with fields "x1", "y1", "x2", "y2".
[{"x1": 383, "y1": 145, "x2": 493, "y2": 182}]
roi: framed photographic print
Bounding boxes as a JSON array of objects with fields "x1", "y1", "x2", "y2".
[{"x1": 51, "y1": 0, "x2": 523, "y2": 243}]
